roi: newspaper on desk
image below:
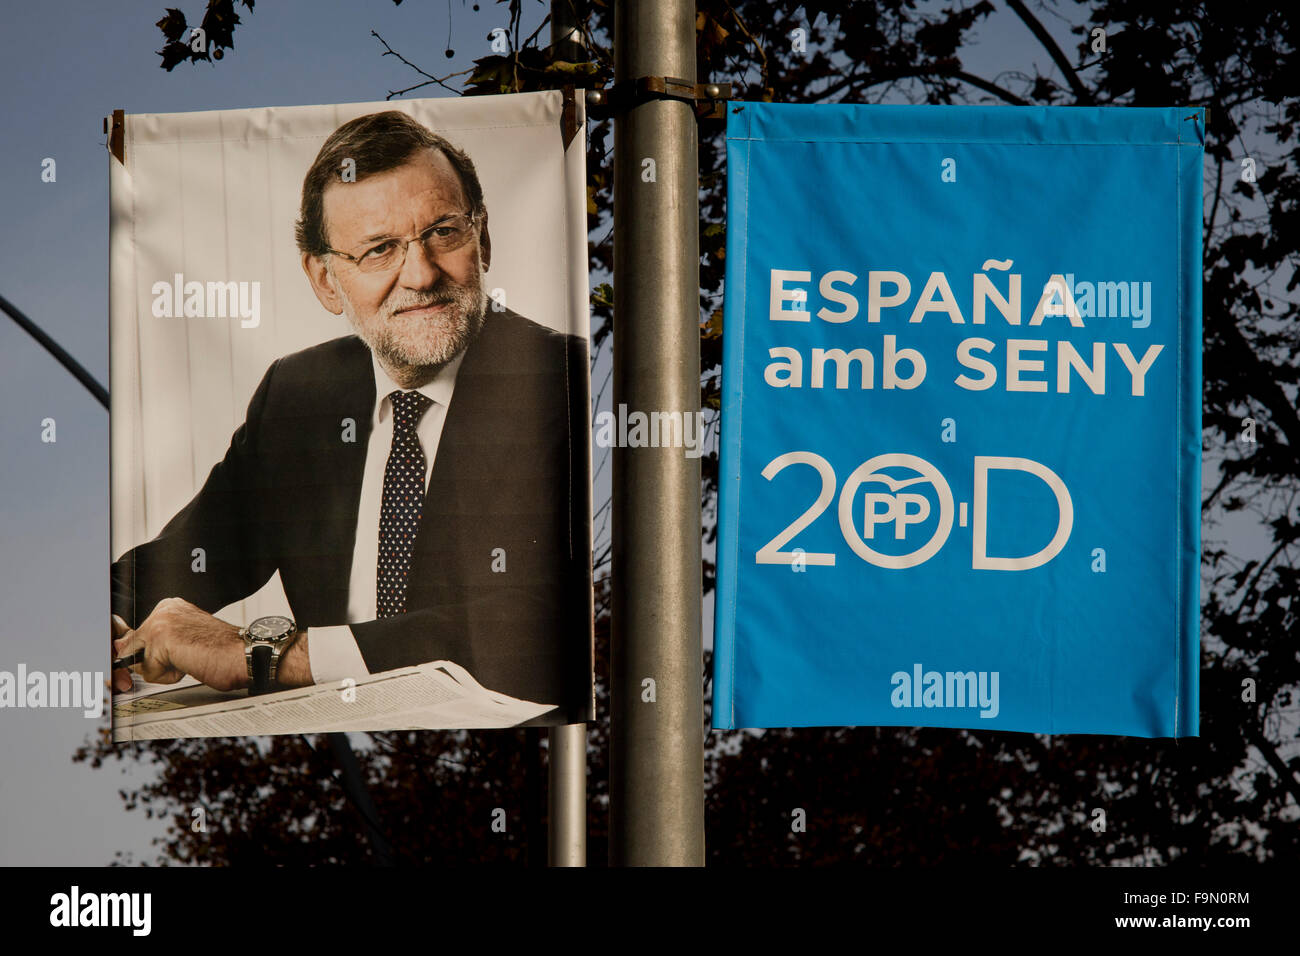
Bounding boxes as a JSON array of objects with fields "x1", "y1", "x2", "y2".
[{"x1": 112, "y1": 661, "x2": 556, "y2": 741}]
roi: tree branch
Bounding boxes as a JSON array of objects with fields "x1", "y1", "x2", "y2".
[
  {"x1": 1205, "y1": 153, "x2": 1225, "y2": 249},
  {"x1": 1006, "y1": 0, "x2": 1095, "y2": 104},
  {"x1": 1219, "y1": 316, "x2": 1300, "y2": 472},
  {"x1": 1247, "y1": 722, "x2": 1300, "y2": 808},
  {"x1": 953, "y1": 70, "x2": 1029, "y2": 105},
  {"x1": 721, "y1": 0, "x2": 768, "y2": 90},
  {"x1": 1229, "y1": 538, "x2": 1290, "y2": 625},
  {"x1": 372, "y1": 31, "x2": 464, "y2": 97},
  {"x1": 813, "y1": 65, "x2": 1027, "y2": 106}
]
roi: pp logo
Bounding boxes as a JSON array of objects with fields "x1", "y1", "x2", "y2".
[
  {"x1": 758, "y1": 452, "x2": 1073, "y2": 571},
  {"x1": 840, "y1": 454, "x2": 954, "y2": 569}
]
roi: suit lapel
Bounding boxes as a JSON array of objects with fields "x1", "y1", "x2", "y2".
[
  {"x1": 425, "y1": 313, "x2": 506, "y2": 495},
  {"x1": 295, "y1": 337, "x2": 375, "y2": 622},
  {"x1": 407, "y1": 312, "x2": 518, "y2": 607}
]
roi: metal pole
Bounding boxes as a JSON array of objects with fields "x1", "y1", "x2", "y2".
[
  {"x1": 551, "y1": 0, "x2": 585, "y2": 62},
  {"x1": 609, "y1": 0, "x2": 705, "y2": 865},
  {"x1": 548, "y1": 723, "x2": 587, "y2": 865},
  {"x1": 548, "y1": 0, "x2": 588, "y2": 869},
  {"x1": 325, "y1": 733, "x2": 394, "y2": 865}
]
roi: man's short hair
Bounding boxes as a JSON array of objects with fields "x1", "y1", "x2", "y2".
[{"x1": 295, "y1": 110, "x2": 486, "y2": 257}]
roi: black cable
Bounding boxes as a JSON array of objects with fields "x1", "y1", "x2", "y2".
[{"x1": 0, "y1": 293, "x2": 109, "y2": 410}]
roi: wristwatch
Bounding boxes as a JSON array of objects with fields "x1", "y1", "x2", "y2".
[{"x1": 239, "y1": 615, "x2": 299, "y2": 696}]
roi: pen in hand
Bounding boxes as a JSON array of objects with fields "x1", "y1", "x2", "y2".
[
  {"x1": 111, "y1": 614, "x2": 141, "y2": 673},
  {"x1": 112, "y1": 649, "x2": 145, "y2": 671}
]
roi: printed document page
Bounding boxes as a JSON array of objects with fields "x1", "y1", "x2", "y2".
[{"x1": 113, "y1": 661, "x2": 555, "y2": 740}]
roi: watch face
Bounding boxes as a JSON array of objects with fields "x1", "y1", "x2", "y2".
[{"x1": 247, "y1": 615, "x2": 295, "y2": 642}]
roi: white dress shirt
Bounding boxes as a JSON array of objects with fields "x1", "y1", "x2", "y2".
[{"x1": 307, "y1": 349, "x2": 464, "y2": 684}]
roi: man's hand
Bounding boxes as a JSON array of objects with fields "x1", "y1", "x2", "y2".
[
  {"x1": 112, "y1": 597, "x2": 249, "y2": 692},
  {"x1": 110, "y1": 614, "x2": 134, "y2": 692}
]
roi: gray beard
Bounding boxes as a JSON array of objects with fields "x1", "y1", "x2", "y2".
[{"x1": 335, "y1": 270, "x2": 488, "y2": 383}]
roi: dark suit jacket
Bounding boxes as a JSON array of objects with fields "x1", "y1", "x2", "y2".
[{"x1": 111, "y1": 308, "x2": 593, "y2": 719}]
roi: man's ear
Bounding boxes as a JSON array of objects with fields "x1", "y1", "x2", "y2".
[
  {"x1": 302, "y1": 252, "x2": 344, "y2": 315},
  {"x1": 478, "y1": 213, "x2": 491, "y2": 273}
]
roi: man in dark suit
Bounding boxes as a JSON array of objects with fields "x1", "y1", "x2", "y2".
[{"x1": 111, "y1": 111, "x2": 591, "y2": 718}]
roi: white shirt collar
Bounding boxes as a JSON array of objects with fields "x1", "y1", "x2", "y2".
[{"x1": 370, "y1": 349, "x2": 465, "y2": 425}]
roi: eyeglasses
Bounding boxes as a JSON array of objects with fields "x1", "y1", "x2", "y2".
[{"x1": 327, "y1": 212, "x2": 480, "y2": 274}]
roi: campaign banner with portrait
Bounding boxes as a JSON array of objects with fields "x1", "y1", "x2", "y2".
[
  {"x1": 714, "y1": 103, "x2": 1203, "y2": 737},
  {"x1": 109, "y1": 92, "x2": 593, "y2": 740}
]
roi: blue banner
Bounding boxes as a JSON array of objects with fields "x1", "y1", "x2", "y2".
[{"x1": 714, "y1": 104, "x2": 1203, "y2": 737}]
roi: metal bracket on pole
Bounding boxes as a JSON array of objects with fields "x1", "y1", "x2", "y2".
[
  {"x1": 585, "y1": 78, "x2": 732, "y2": 120},
  {"x1": 104, "y1": 109, "x2": 125, "y2": 165}
]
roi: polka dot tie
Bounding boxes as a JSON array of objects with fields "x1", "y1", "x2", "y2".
[{"x1": 377, "y1": 389, "x2": 433, "y2": 617}]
